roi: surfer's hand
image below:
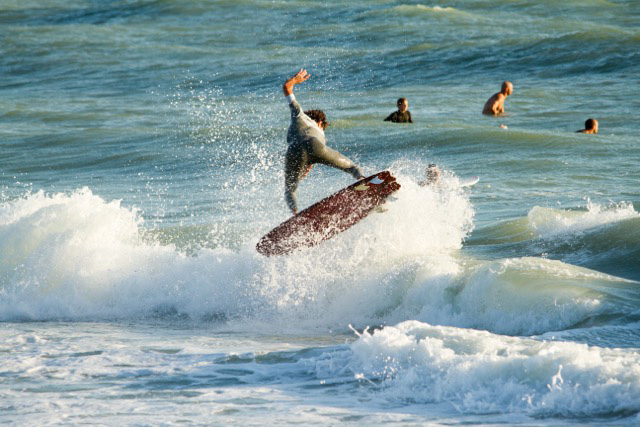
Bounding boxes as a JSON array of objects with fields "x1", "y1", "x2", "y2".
[
  {"x1": 292, "y1": 68, "x2": 310, "y2": 84},
  {"x1": 283, "y1": 68, "x2": 310, "y2": 96}
]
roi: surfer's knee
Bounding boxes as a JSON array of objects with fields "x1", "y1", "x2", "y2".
[{"x1": 285, "y1": 189, "x2": 297, "y2": 214}]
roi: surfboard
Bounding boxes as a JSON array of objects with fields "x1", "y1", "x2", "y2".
[
  {"x1": 256, "y1": 171, "x2": 401, "y2": 256},
  {"x1": 460, "y1": 176, "x2": 479, "y2": 187}
]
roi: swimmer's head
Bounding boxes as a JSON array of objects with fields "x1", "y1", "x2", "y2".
[
  {"x1": 305, "y1": 109, "x2": 329, "y2": 130},
  {"x1": 502, "y1": 81, "x2": 513, "y2": 96},
  {"x1": 585, "y1": 118, "x2": 598, "y2": 133},
  {"x1": 397, "y1": 98, "x2": 408, "y2": 113},
  {"x1": 425, "y1": 163, "x2": 441, "y2": 184}
]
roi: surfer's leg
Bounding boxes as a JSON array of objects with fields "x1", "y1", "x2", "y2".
[
  {"x1": 284, "y1": 172, "x2": 299, "y2": 214},
  {"x1": 284, "y1": 144, "x2": 309, "y2": 214},
  {"x1": 310, "y1": 141, "x2": 364, "y2": 180}
]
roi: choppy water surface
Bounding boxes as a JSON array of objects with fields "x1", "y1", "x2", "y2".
[{"x1": 1, "y1": 1, "x2": 639, "y2": 425}]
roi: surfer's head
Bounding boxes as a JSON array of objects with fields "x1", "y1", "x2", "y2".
[
  {"x1": 397, "y1": 98, "x2": 408, "y2": 113},
  {"x1": 305, "y1": 109, "x2": 329, "y2": 130}
]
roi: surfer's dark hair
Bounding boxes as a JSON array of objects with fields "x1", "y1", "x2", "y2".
[
  {"x1": 305, "y1": 109, "x2": 329, "y2": 129},
  {"x1": 585, "y1": 118, "x2": 596, "y2": 129},
  {"x1": 397, "y1": 97, "x2": 407, "y2": 105}
]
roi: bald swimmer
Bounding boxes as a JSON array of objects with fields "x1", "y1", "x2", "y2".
[
  {"x1": 482, "y1": 81, "x2": 513, "y2": 115},
  {"x1": 282, "y1": 68, "x2": 365, "y2": 215}
]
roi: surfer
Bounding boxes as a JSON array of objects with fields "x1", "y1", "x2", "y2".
[
  {"x1": 384, "y1": 98, "x2": 413, "y2": 123},
  {"x1": 482, "y1": 81, "x2": 513, "y2": 115},
  {"x1": 577, "y1": 118, "x2": 598, "y2": 134},
  {"x1": 282, "y1": 68, "x2": 365, "y2": 215}
]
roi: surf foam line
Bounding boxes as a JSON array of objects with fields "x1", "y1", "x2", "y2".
[
  {"x1": 307, "y1": 321, "x2": 640, "y2": 419},
  {"x1": 467, "y1": 201, "x2": 640, "y2": 282},
  {"x1": 0, "y1": 178, "x2": 476, "y2": 326},
  {"x1": 528, "y1": 200, "x2": 639, "y2": 240},
  {"x1": 1, "y1": 186, "x2": 637, "y2": 340},
  {"x1": 0, "y1": 188, "x2": 256, "y2": 321},
  {"x1": 386, "y1": 255, "x2": 640, "y2": 336}
]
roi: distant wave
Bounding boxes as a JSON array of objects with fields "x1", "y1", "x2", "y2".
[
  {"x1": 0, "y1": 2, "x2": 168, "y2": 26},
  {"x1": 468, "y1": 202, "x2": 640, "y2": 280},
  {"x1": 392, "y1": 4, "x2": 476, "y2": 19},
  {"x1": 528, "y1": 202, "x2": 639, "y2": 238}
]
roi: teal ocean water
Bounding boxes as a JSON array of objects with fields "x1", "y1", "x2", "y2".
[{"x1": 2, "y1": 1, "x2": 640, "y2": 425}]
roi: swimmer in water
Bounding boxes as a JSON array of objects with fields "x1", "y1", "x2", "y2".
[
  {"x1": 419, "y1": 163, "x2": 441, "y2": 186},
  {"x1": 384, "y1": 98, "x2": 413, "y2": 123},
  {"x1": 576, "y1": 118, "x2": 598, "y2": 134},
  {"x1": 482, "y1": 81, "x2": 513, "y2": 115}
]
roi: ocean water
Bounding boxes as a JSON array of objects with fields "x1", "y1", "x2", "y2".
[{"x1": 1, "y1": 0, "x2": 639, "y2": 425}]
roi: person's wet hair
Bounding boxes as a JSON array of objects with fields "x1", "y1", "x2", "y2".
[
  {"x1": 426, "y1": 164, "x2": 440, "y2": 183},
  {"x1": 585, "y1": 118, "x2": 596, "y2": 129},
  {"x1": 397, "y1": 98, "x2": 407, "y2": 106},
  {"x1": 305, "y1": 109, "x2": 329, "y2": 129}
]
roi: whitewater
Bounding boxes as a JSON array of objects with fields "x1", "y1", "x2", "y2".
[{"x1": 2, "y1": 0, "x2": 639, "y2": 425}]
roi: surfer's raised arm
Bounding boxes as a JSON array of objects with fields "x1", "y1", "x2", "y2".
[{"x1": 283, "y1": 68, "x2": 311, "y2": 97}]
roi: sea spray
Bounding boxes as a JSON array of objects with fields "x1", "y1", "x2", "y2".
[
  {"x1": 0, "y1": 174, "x2": 477, "y2": 327},
  {"x1": 0, "y1": 189, "x2": 249, "y2": 321}
]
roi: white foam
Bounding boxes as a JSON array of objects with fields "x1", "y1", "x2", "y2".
[
  {"x1": 383, "y1": 254, "x2": 636, "y2": 336},
  {"x1": 0, "y1": 189, "x2": 249, "y2": 320},
  {"x1": 334, "y1": 321, "x2": 640, "y2": 417},
  {"x1": 0, "y1": 186, "x2": 631, "y2": 339},
  {"x1": 0, "y1": 182, "x2": 474, "y2": 325},
  {"x1": 528, "y1": 200, "x2": 639, "y2": 239}
]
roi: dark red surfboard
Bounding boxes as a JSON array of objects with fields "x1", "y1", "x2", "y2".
[{"x1": 256, "y1": 171, "x2": 401, "y2": 256}]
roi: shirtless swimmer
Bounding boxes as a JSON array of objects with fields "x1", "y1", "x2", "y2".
[{"x1": 482, "y1": 81, "x2": 513, "y2": 115}]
